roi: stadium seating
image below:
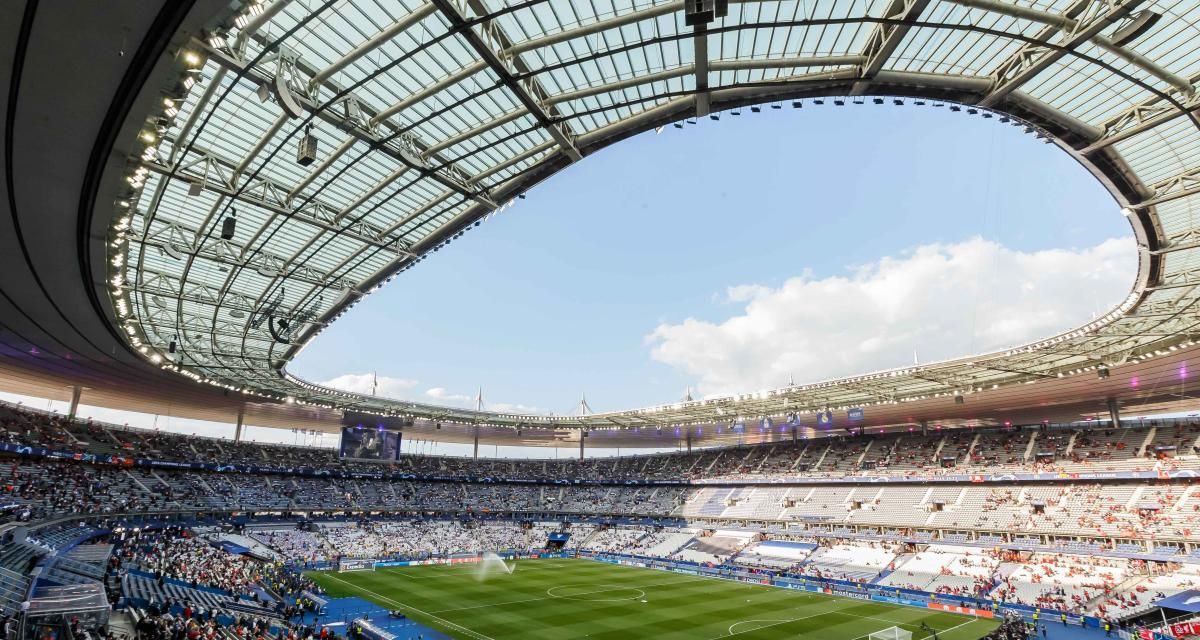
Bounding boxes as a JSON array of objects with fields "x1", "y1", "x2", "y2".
[{"x1": 10, "y1": 401, "x2": 1200, "y2": 484}]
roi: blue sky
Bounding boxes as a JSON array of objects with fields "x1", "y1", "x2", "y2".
[
  {"x1": 291, "y1": 103, "x2": 1132, "y2": 417},
  {"x1": 0, "y1": 100, "x2": 1137, "y2": 456}
]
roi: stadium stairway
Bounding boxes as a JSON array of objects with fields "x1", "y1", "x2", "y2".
[
  {"x1": 319, "y1": 596, "x2": 450, "y2": 640},
  {"x1": 121, "y1": 572, "x2": 282, "y2": 623}
]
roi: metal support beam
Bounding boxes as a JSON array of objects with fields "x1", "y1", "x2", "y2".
[
  {"x1": 233, "y1": 112, "x2": 289, "y2": 185},
  {"x1": 68, "y1": 385, "x2": 83, "y2": 420},
  {"x1": 1107, "y1": 397, "x2": 1121, "y2": 427},
  {"x1": 951, "y1": 0, "x2": 1184, "y2": 107},
  {"x1": 234, "y1": 404, "x2": 245, "y2": 442},
  {"x1": 309, "y1": 4, "x2": 437, "y2": 90},
  {"x1": 199, "y1": 41, "x2": 494, "y2": 210},
  {"x1": 850, "y1": 0, "x2": 933, "y2": 96},
  {"x1": 170, "y1": 68, "x2": 227, "y2": 164},
  {"x1": 1081, "y1": 74, "x2": 1200, "y2": 153},
  {"x1": 288, "y1": 136, "x2": 358, "y2": 203},
  {"x1": 434, "y1": 0, "x2": 583, "y2": 161},
  {"x1": 423, "y1": 109, "x2": 526, "y2": 157},
  {"x1": 694, "y1": 24, "x2": 710, "y2": 117},
  {"x1": 371, "y1": 61, "x2": 489, "y2": 127},
  {"x1": 504, "y1": 2, "x2": 684, "y2": 57},
  {"x1": 548, "y1": 58, "x2": 863, "y2": 107},
  {"x1": 580, "y1": 431, "x2": 586, "y2": 460},
  {"x1": 1133, "y1": 166, "x2": 1200, "y2": 210},
  {"x1": 473, "y1": 424, "x2": 480, "y2": 459},
  {"x1": 142, "y1": 155, "x2": 396, "y2": 251},
  {"x1": 233, "y1": 0, "x2": 297, "y2": 55},
  {"x1": 378, "y1": 189, "x2": 454, "y2": 237}
]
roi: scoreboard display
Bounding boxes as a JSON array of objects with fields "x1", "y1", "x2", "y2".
[{"x1": 339, "y1": 412, "x2": 403, "y2": 460}]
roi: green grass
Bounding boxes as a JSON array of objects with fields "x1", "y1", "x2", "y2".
[{"x1": 308, "y1": 558, "x2": 999, "y2": 640}]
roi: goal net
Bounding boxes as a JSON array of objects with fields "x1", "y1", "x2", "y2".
[
  {"x1": 337, "y1": 559, "x2": 376, "y2": 573},
  {"x1": 868, "y1": 627, "x2": 912, "y2": 640}
]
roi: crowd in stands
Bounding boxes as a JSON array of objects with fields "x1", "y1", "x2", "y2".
[
  {"x1": 4, "y1": 401, "x2": 1200, "y2": 485},
  {"x1": 115, "y1": 528, "x2": 277, "y2": 597},
  {"x1": 131, "y1": 603, "x2": 333, "y2": 640},
  {"x1": 1, "y1": 451, "x2": 1199, "y2": 545},
  {"x1": 2, "y1": 400, "x2": 1200, "y2": 638}
]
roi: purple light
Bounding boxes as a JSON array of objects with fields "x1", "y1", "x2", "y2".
[
  {"x1": 1181, "y1": 364, "x2": 1189, "y2": 379},
  {"x1": 1131, "y1": 376, "x2": 1140, "y2": 388}
]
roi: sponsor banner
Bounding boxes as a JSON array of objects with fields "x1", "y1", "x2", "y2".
[
  {"x1": 827, "y1": 588, "x2": 871, "y2": 601},
  {"x1": 872, "y1": 595, "x2": 928, "y2": 607},
  {"x1": 1170, "y1": 620, "x2": 1200, "y2": 637},
  {"x1": 927, "y1": 602, "x2": 994, "y2": 618},
  {"x1": 847, "y1": 408, "x2": 864, "y2": 422}
]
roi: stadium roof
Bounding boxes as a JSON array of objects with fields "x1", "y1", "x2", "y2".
[{"x1": 3, "y1": 0, "x2": 1200, "y2": 447}]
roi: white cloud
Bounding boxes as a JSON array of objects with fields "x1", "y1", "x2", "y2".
[
  {"x1": 488, "y1": 402, "x2": 551, "y2": 415},
  {"x1": 319, "y1": 373, "x2": 418, "y2": 400},
  {"x1": 425, "y1": 387, "x2": 474, "y2": 404},
  {"x1": 647, "y1": 236, "x2": 1135, "y2": 397}
]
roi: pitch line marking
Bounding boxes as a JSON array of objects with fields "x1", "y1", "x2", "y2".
[
  {"x1": 714, "y1": 599, "x2": 971, "y2": 640},
  {"x1": 919, "y1": 617, "x2": 980, "y2": 639},
  {"x1": 712, "y1": 601, "x2": 859, "y2": 639},
  {"x1": 379, "y1": 559, "x2": 580, "y2": 579},
  {"x1": 321, "y1": 572, "x2": 495, "y2": 640},
  {"x1": 546, "y1": 584, "x2": 646, "y2": 602},
  {"x1": 727, "y1": 619, "x2": 792, "y2": 635}
]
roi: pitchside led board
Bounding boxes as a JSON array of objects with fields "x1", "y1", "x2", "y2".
[{"x1": 339, "y1": 411, "x2": 403, "y2": 461}]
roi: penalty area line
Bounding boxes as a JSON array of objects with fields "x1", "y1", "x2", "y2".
[{"x1": 919, "y1": 617, "x2": 981, "y2": 640}]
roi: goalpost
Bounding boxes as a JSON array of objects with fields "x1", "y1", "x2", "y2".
[
  {"x1": 337, "y1": 558, "x2": 376, "y2": 573},
  {"x1": 868, "y1": 627, "x2": 912, "y2": 640}
]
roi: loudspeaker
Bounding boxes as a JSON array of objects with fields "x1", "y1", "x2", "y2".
[{"x1": 221, "y1": 215, "x2": 237, "y2": 240}]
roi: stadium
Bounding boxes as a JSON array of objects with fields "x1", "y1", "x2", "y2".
[{"x1": 2, "y1": 0, "x2": 1200, "y2": 638}]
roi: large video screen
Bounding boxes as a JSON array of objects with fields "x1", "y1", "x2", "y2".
[{"x1": 338, "y1": 425, "x2": 401, "y2": 461}]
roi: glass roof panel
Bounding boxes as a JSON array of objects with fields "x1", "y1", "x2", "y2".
[{"x1": 111, "y1": 0, "x2": 1200, "y2": 426}]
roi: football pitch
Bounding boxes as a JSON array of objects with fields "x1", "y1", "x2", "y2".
[{"x1": 308, "y1": 558, "x2": 999, "y2": 640}]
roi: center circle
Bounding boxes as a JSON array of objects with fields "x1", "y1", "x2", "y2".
[{"x1": 546, "y1": 584, "x2": 646, "y2": 602}]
